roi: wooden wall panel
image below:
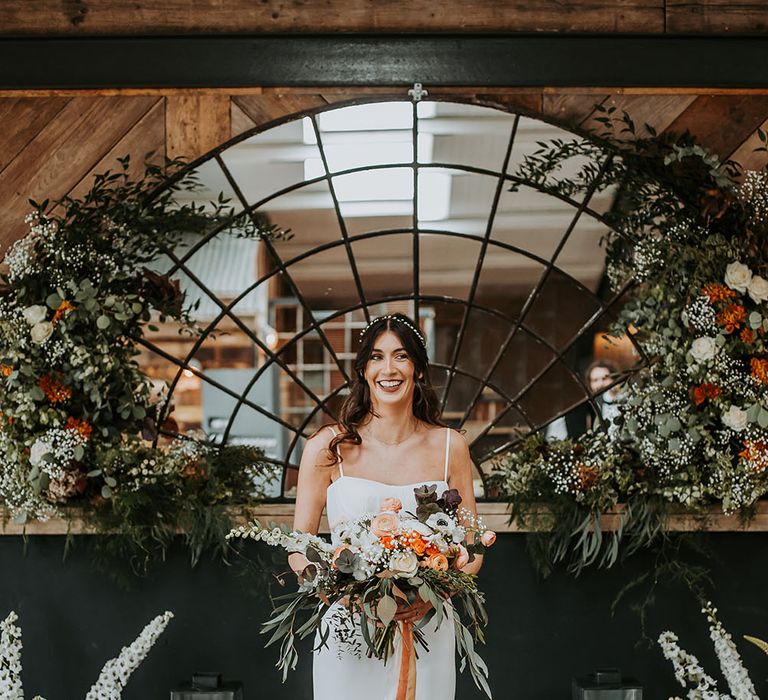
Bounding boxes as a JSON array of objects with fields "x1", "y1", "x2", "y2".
[
  {"x1": 663, "y1": 95, "x2": 768, "y2": 160},
  {"x1": 0, "y1": 1, "x2": 663, "y2": 36},
  {"x1": 0, "y1": 97, "x2": 70, "y2": 172},
  {"x1": 579, "y1": 94, "x2": 698, "y2": 139},
  {"x1": 727, "y1": 117, "x2": 768, "y2": 173},
  {"x1": 232, "y1": 93, "x2": 329, "y2": 134},
  {"x1": 0, "y1": 96, "x2": 159, "y2": 253},
  {"x1": 667, "y1": 0, "x2": 768, "y2": 33},
  {"x1": 66, "y1": 98, "x2": 166, "y2": 201},
  {"x1": 166, "y1": 95, "x2": 230, "y2": 161}
]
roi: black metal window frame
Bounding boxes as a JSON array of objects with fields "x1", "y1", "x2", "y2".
[
  {"x1": 129, "y1": 94, "x2": 646, "y2": 498},
  {"x1": 1, "y1": 34, "x2": 768, "y2": 90}
]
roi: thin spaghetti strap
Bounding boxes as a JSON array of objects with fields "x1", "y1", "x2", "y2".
[
  {"x1": 443, "y1": 427, "x2": 451, "y2": 482},
  {"x1": 328, "y1": 426, "x2": 344, "y2": 477}
]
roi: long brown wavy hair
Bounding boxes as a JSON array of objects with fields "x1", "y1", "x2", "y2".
[{"x1": 321, "y1": 313, "x2": 445, "y2": 467}]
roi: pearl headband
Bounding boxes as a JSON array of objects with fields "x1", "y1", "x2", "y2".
[{"x1": 359, "y1": 314, "x2": 426, "y2": 348}]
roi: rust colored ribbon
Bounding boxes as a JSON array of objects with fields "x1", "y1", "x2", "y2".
[{"x1": 396, "y1": 620, "x2": 417, "y2": 700}]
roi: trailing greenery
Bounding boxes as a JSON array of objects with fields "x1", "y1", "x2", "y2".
[
  {"x1": 493, "y1": 105, "x2": 768, "y2": 574},
  {"x1": 0, "y1": 156, "x2": 281, "y2": 575}
]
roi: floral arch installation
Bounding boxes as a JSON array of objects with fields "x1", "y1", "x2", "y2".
[{"x1": 138, "y1": 97, "x2": 644, "y2": 499}]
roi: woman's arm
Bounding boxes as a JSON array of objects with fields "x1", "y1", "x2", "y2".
[
  {"x1": 448, "y1": 430, "x2": 484, "y2": 576},
  {"x1": 287, "y1": 427, "x2": 334, "y2": 579}
]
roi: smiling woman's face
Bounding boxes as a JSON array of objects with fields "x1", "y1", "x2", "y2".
[{"x1": 363, "y1": 330, "x2": 418, "y2": 409}]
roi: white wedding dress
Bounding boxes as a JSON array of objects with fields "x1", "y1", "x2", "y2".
[{"x1": 312, "y1": 427, "x2": 456, "y2": 700}]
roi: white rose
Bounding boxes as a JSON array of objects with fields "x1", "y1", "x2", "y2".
[
  {"x1": 22, "y1": 305, "x2": 47, "y2": 326},
  {"x1": 388, "y1": 550, "x2": 419, "y2": 578},
  {"x1": 722, "y1": 405, "x2": 748, "y2": 432},
  {"x1": 724, "y1": 261, "x2": 752, "y2": 293},
  {"x1": 30, "y1": 321, "x2": 54, "y2": 345},
  {"x1": 748, "y1": 275, "x2": 768, "y2": 304},
  {"x1": 689, "y1": 337, "x2": 718, "y2": 363},
  {"x1": 29, "y1": 439, "x2": 49, "y2": 467}
]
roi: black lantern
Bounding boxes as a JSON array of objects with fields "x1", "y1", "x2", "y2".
[
  {"x1": 572, "y1": 668, "x2": 642, "y2": 699},
  {"x1": 170, "y1": 672, "x2": 244, "y2": 700}
]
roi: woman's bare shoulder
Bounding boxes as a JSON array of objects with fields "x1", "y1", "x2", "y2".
[{"x1": 303, "y1": 424, "x2": 337, "y2": 455}]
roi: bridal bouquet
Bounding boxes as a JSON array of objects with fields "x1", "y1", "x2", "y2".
[{"x1": 227, "y1": 484, "x2": 494, "y2": 697}]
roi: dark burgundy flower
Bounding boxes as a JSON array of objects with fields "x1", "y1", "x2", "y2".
[
  {"x1": 438, "y1": 488, "x2": 462, "y2": 511},
  {"x1": 141, "y1": 267, "x2": 183, "y2": 316},
  {"x1": 413, "y1": 484, "x2": 438, "y2": 503}
]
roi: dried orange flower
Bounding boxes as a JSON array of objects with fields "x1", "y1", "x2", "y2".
[
  {"x1": 38, "y1": 374, "x2": 72, "y2": 403},
  {"x1": 0, "y1": 364, "x2": 12, "y2": 377},
  {"x1": 741, "y1": 328, "x2": 756, "y2": 344},
  {"x1": 716, "y1": 303, "x2": 746, "y2": 333},
  {"x1": 751, "y1": 357, "x2": 768, "y2": 384},
  {"x1": 740, "y1": 440, "x2": 768, "y2": 472},
  {"x1": 52, "y1": 299, "x2": 76, "y2": 323},
  {"x1": 577, "y1": 464, "x2": 599, "y2": 491},
  {"x1": 693, "y1": 382, "x2": 721, "y2": 405},
  {"x1": 65, "y1": 416, "x2": 92, "y2": 440},
  {"x1": 703, "y1": 283, "x2": 737, "y2": 304}
]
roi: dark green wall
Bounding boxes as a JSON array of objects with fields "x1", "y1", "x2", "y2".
[{"x1": 1, "y1": 534, "x2": 767, "y2": 699}]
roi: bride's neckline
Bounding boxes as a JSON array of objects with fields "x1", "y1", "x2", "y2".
[{"x1": 328, "y1": 474, "x2": 448, "y2": 490}]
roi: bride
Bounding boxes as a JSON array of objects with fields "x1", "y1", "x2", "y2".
[{"x1": 288, "y1": 313, "x2": 483, "y2": 700}]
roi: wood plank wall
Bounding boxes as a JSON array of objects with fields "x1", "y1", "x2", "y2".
[
  {"x1": 1, "y1": 0, "x2": 767, "y2": 35},
  {"x1": 2, "y1": 87, "x2": 768, "y2": 254}
]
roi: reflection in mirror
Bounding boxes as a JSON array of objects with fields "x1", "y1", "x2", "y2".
[{"x1": 137, "y1": 100, "x2": 639, "y2": 497}]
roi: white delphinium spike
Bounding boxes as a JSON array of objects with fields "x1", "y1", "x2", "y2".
[
  {"x1": 85, "y1": 611, "x2": 173, "y2": 700},
  {"x1": 703, "y1": 603, "x2": 758, "y2": 700},
  {"x1": 0, "y1": 611, "x2": 24, "y2": 700},
  {"x1": 658, "y1": 630, "x2": 724, "y2": 699}
]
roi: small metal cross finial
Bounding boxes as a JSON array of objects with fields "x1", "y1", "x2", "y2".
[{"x1": 408, "y1": 82, "x2": 428, "y2": 102}]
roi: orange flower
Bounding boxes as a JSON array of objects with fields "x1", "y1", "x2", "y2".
[
  {"x1": 426, "y1": 553, "x2": 449, "y2": 571},
  {"x1": 65, "y1": 417, "x2": 92, "y2": 440},
  {"x1": 410, "y1": 535, "x2": 426, "y2": 556},
  {"x1": 741, "y1": 328, "x2": 756, "y2": 344},
  {"x1": 715, "y1": 303, "x2": 746, "y2": 333},
  {"x1": 52, "y1": 300, "x2": 76, "y2": 323},
  {"x1": 0, "y1": 364, "x2": 12, "y2": 377},
  {"x1": 38, "y1": 374, "x2": 72, "y2": 403},
  {"x1": 379, "y1": 536, "x2": 396, "y2": 550},
  {"x1": 739, "y1": 440, "x2": 768, "y2": 472},
  {"x1": 703, "y1": 283, "x2": 737, "y2": 304},
  {"x1": 425, "y1": 543, "x2": 442, "y2": 556},
  {"x1": 577, "y1": 464, "x2": 599, "y2": 491},
  {"x1": 751, "y1": 358, "x2": 768, "y2": 385},
  {"x1": 693, "y1": 382, "x2": 721, "y2": 406}
]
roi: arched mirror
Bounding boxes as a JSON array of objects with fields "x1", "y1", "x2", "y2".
[{"x1": 136, "y1": 99, "x2": 641, "y2": 499}]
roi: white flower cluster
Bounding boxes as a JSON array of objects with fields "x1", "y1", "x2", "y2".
[
  {"x1": 85, "y1": 611, "x2": 174, "y2": 700},
  {"x1": 0, "y1": 609, "x2": 172, "y2": 700},
  {"x1": 29, "y1": 429, "x2": 86, "y2": 481},
  {"x1": 658, "y1": 602, "x2": 757, "y2": 700},
  {"x1": 683, "y1": 296, "x2": 718, "y2": 336},
  {"x1": 0, "y1": 611, "x2": 24, "y2": 700},
  {"x1": 738, "y1": 170, "x2": 768, "y2": 225}
]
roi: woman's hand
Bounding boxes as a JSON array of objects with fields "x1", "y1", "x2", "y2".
[
  {"x1": 288, "y1": 552, "x2": 311, "y2": 582},
  {"x1": 393, "y1": 598, "x2": 433, "y2": 623}
]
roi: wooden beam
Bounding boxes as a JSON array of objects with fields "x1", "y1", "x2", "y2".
[
  {"x1": 4, "y1": 501, "x2": 768, "y2": 535},
  {"x1": 165, "y1": 95, "x2": 230, "y2": 161},
  {"x1": 667, "y1": 0, "x2": 768, "y2": 33},
  {"x1": 0, "y1": 96, "x2": 70, "y2": 172},
  {"x1": 0, "y1": 1, "x2": 663, "y2": 36},
  {"x1": 663, "y1": 95, "x2": 768, "y2": 160}
]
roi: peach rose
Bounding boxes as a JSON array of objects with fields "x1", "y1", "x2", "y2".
[
  {"x1": 480, "y1": 530, "x2": 497, "y2": 547},
  {"x1": 379, "y1": 497, "x2": 402, "y2": 513},
  {"x1": 452, "y1": 544, "x2": 470, "y2": 570},
  {"x1": 332, "y1": 544, "x2": 350, "y2": 569},
  {"x1": 371, "y1": 513, "x2": 401, "y2": 538},
  {"x1": 427, "y1": 553, "x2": 449, "y2": 571}
]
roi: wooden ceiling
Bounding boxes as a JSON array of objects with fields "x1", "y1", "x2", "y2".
[{"x1": 1, "y1": 0, "x2": 767, "y2": 35}]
